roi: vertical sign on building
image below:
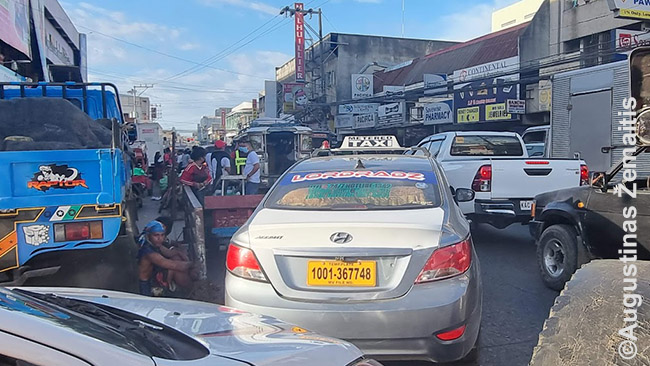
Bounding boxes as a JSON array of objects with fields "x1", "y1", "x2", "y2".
[
  {"x1": 294, "y1": 3, "x2": 305, "y2": 82},
  {"x1": 221, "y1": 109, "x2": 226, "y2": 129}
]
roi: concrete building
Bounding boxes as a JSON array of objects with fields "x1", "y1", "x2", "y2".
[
  {"x1": 275, "y1": 33, "x2": 458, "y2": 130},
  {"x1": 366, "y1": 24, "x2": 528, "y2": 145},
  {"x1": 519, "y1": 0, "x2": 647, "y2": 126},
  {"x1": 0, "y1": 0, "x2": 87, "y2": 82},
  {"x1": 492, "y1": 0, "x2": 545, "y2": 32},
  {"x1": 120, "y1": 94, "x2": 151, "y2": 123},
  {"x1": 225, "y1": 101, "x2": 256, "y2": 138}
]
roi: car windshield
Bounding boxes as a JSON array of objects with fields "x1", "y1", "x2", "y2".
[
  {"x1": 450, "y1": 135, "x2": 524, "y2": 156},
  {"x1": 266, "y1": 169, "x2": 441, "y2": 210},
  {"x1": 1, "y1": 288, "x2": 208, "y2": 361}
]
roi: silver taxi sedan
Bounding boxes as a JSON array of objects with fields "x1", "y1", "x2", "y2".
[{"x1": 225, "y1": 136, "x2": 482, "y2": 363}]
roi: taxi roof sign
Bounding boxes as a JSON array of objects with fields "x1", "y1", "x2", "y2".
[{"x1": 339, "y1": 135, "x2": 401, "y2": 151}]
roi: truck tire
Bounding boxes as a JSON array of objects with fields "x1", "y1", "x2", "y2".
[
  {"x1": 536, "y1": 224, "x2": 579, "y2": 291},
  {"x1": 530, "y1": 260, "x2": 650, "y2": 366}
]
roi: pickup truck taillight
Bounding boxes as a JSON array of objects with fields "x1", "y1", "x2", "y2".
[
  {"x1": 580, "y1": 164, "x2": 589, "y2": 186},
  {"x1": 415, "y1": 237, "x2": 472, "y2": 284},
  {"x1": 472, "y1": 165, "x2": 491, "y2": 192},
  {"x1": 226, "y1": 244, "x2": 268, "y2": 282}
]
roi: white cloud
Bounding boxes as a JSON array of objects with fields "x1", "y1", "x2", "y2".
[
  {"x1": 61, "y1": 2, "x2": 190, "y2": 65},
  {"x1": 198, "y1": 0, "x2": 279, "y2": 16},
  {"x1": 435, "y1": 0, "x2": 521, "y2": 41},
  {"x1": 179, "y1": 42, "x2": 202, "y2": 51},
  {"x1": 88, "y1": 50, "x2": 290, "y2": 131}
]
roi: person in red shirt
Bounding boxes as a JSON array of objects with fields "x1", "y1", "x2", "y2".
[{"x1": 180, "y1": 146, "x2": 211, "y2": 205}]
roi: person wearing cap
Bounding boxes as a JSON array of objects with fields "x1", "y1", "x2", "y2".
[
  {"x1": 137, "y1": 220, "x2": 194, "y2": 296},
  {"x1": 207, "y1": 140, "x2": 231, "y2": 195}
]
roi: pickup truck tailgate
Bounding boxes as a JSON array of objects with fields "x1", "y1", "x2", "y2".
[
  {"x1": 491, "y1": 160, "x2": 582, "y2": 199},
  {"x1": 0, "y1": 149, "x2": 118, "y2": 209}
]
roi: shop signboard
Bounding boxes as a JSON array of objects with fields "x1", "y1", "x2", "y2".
[
  {"x1": 453, "y1": 70, "x2": 519, "y2": 123},
  {"x1": 45, "y1": 18, "x2": 74, "y2": 65},
  {"x1": 335, "y1": 114, "x2": 354, "y2": 129},
  {"x1": 506, "y1": 99, "x2": 526, "y2": 114},
  {"x1": 352, "y1": 74, "x2": 373, "y2": 99},
  {"x1": 377, "y1": 102, "x2": 406, "y2": 126},
  {"x1": 424, "y1": 73, "x2": 448, "y2": 95},
  {"x1": 608, "y1": 0, "x2": 650, "y2": 20},
  {"x1": 0, "y1": 0, "x2": 31, "y2": 57},
  {"x1": 282, "y1": 83, "x2": 308, "y2": 113},
  {"x1": 338, "y1": 103, "x2": 379, "y2": 114},
  {"x1": 423, "y1": 101, "x2": 453, "y2": 125},
  {"x1": 294, "y1": 2, "x2": 305, "y2": 81},
  {"x1": 354, "y1": 113, "x2": 377, "y2": 129}
]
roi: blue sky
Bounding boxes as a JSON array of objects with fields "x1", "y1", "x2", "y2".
[{"x1": 60, "y1": 0, "x2": 519, "y2": 131}]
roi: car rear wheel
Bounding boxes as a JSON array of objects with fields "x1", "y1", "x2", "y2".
[{"x1": 536, "y1": 224, "x2": 579, "y2": 291}]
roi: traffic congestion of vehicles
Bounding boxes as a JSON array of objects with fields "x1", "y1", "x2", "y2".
[
  {"x1": 413, "y1": 131, "x2": 588, "y2": 228},
  {"x1": 4, "y1": 1, "x2": 650, "y2": 365}
]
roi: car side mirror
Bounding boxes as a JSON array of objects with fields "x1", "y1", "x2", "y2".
[{"x1": 455, "y1": 188, "x2": 475, "y2": 203}]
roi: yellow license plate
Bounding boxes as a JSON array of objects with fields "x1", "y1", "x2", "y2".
[{"x1": 307, "y1": 260, "x2": 376, "y2": 287}]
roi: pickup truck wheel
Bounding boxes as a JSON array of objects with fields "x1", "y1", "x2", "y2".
[
  {"x1": 530, "y1": 260, "x2": 650, "y2": 366},
  {"x1": 537, "y1": 224, "x2": 578, "y2": 291}
]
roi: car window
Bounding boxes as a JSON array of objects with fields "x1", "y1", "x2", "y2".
[
  {"x1": 450, "y1": 135, "x2": 524, "y2": 156},
  {"x1": 523, "y1": 131, "x2": 546, "y2": 144},
  {"x1": 428, "y1": 139, "x2": 444, "y2": 157},
  {"x1": 266, "y1": 169, "x2": 441, "y2": 210},
  {"x1": 413, "y1": 140, "x2": 431, "y2": 156}
]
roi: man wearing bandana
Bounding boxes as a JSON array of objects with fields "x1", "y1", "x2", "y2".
[{"x1": 137, "y1": 220, "x2": 194, "y2": 296}]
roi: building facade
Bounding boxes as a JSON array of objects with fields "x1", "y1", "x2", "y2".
[
  {"x1": 275, "y1": 33, "x2": 458, "y2": 131},
  {"x1": 0, "y1": 0, "x2": 87, "y2": 82},
  {"x1": 120, "y1": 94, "x2": 151, "y2": 123},
  {"x1": 225, "y1": 101, "x2": 256, "y2": 138},
  {"x1": 492, "y1": 0, "x2": 545, "y2": 32}
]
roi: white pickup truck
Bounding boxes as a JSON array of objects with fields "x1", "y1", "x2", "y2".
[{"x1": 413, "y1": 131, "x2": 589, "y2": 228}]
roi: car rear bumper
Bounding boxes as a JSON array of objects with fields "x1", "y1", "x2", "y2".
[
  {"x1": 468, "y1": 199, "x2": 533, "y2": 227},
  {"x1": 225, "y1": 260, "x2": 482, "y2": 363}
]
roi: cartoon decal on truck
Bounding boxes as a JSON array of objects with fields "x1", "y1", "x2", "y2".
[{"x1": 28, "y1": 164, "x2": 88, "y2": 191}]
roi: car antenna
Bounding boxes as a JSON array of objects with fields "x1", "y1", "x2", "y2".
[{"x1": 355, "y1": 159, "x2": 365, "y2": 169}]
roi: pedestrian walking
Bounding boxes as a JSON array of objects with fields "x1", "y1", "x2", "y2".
[{"x1": 151, "y1": 151, "x2": 164, "y2": 201}]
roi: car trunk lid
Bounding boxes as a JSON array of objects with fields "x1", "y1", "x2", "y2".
[{"x1": 246, "y1": 208, "x2": 444, "y2": 302}]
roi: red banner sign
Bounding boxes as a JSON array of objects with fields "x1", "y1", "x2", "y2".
[
  {"x1": 221, "y1": 109, "x2": 226, "y2": 128},
  {"x1": 294, "y1": 3, "x2": 305, "y2": 82}
]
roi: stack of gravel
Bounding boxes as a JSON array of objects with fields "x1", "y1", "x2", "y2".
[{"x1": 0, "y1": 98, "x2": 112, "y2": 151}]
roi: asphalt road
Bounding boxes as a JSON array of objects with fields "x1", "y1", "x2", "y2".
[
  {"x1": 201, "y1": 221, "x2": 560, "y2": 366},
  {"x1": 25, "y1": 197, "x2": 560, "y2": 365},
  {"x1": 387, "y1": 223, "x2": 559, "y2": 366}
]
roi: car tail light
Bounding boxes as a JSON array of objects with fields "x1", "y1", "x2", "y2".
[
  {"x1": 415, "y1": 237, "x2": 472, "y2": 284},
  {"x1": 580, "y1": 164, "x2": 589, "y2": 186},
  {"x1": 53, "y1": 221, "x2": 103, "y2": 242},
  {"x1": 436, "y1": 325, "x2": 466, "y2": 341},
  {"x1": 226, "y1": 244, "x2": 267, "y2": 282},
  {"x1": 471, "y1": 165, "x2": 491, "y2": 192}
]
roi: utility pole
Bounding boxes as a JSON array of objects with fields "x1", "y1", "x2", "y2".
[
  {"x1": 280, "y1": 4, "x2": 326, "y2": 128},
  {"x1": 129, "y1": 84, "x2": 154, "y2": 123}
]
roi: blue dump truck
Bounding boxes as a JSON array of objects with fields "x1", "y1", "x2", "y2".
[{"x1": 0, "y1": 82, "x2": 137, "y2": 288}]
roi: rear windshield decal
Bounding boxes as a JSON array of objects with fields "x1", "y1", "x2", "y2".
[
  {"x1": 28, "y1": 164, "x2": 88, "y2": 191},
  {"x1": 306, "y1": 183, "x2": 392, "y2": 199},
  {"x1": 289, "y1": 170, "x2": 427, "y2": 183}
]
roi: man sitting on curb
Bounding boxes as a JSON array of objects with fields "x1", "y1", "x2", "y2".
[{"x1": 137, "y1": 220, "x2": 196, "y2": 296}]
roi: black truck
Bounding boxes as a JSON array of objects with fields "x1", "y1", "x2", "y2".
[{"x1": 530, "y1": 47, "x2": 650, "y2": 290}]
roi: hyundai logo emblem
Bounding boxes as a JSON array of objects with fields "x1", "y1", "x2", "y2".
[{"x1": 330, "y1": 232, "x2": 353, "y2": 244}]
